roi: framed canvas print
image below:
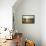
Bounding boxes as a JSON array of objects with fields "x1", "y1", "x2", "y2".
[{"x1": 22, "y1": 15, "x2": 35, "y2": 24}]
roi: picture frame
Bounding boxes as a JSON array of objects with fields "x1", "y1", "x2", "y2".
[{"x1": 22, "y1": 15, "x2": 35, "y2": 24}]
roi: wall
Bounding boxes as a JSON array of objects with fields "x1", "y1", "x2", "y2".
[
  {"x1": 13, "y1": 0, "x2": 41, "y2": 46},
  {"x1": 41, "y1": 0, "x2": 46, "y2": 46},
  {"x1": 0, "y1": 0, "x2": 16, "y2": 29}
]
